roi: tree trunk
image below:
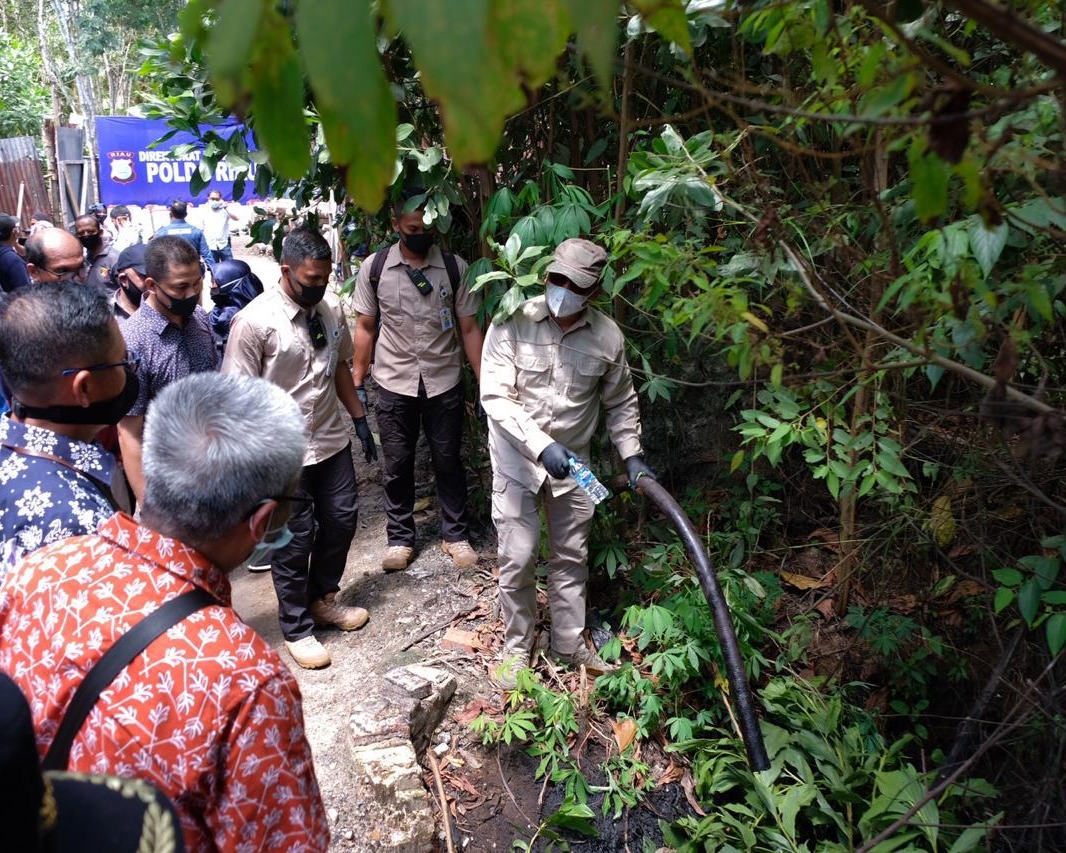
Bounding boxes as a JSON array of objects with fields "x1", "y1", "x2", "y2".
[{"x1": 50, "y1": 0, "x2": 100, "y2": 201}]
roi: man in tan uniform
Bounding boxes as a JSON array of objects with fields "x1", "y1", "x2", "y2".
[
  {"x1": 352, "y1": 191, "x2": 483, "y2": 571},
  {"x1": 223, "y1": 227, "x2": 376, "y2": 670},
  {"x1": 480, "y1": 238, "x2": 655, "y2": 688}
]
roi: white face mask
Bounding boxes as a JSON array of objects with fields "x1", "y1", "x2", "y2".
[
  {"x1": 546, "y1": 283, "x2": 588, "y2": 318},
  {"x1": 210, "y1": 200, "x2": 223, "y2": 210}
]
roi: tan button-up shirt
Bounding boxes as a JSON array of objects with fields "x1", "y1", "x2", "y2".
[
  {"x1": 222, "y1": 288, "x2": 354, "y2": 466},
  {"x1": 352, "y1": 244, "x2": 479, "y2": 398},
  {"x1": 480, "y1": 295, "x2": 643, "y2": 496}
]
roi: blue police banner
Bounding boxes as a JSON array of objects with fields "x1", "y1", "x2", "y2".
[{"x1": 95, "y1": 116, "x2": 257, "y2": 206}]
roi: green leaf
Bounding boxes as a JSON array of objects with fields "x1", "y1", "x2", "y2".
[
  {"x1": 206, "y1": 0, "x2": 264, "y2": 108},
  {"x1": 631, "y1": 0, "x2": 691, "y2": 52},
  {"x1": 993, "y1": 587, "x2": 1014, "y2": 614},
  {"x1": 1046, "y1": 614, "x2": 1066, "y2": 656},
  {"x1": 858, "y1": 72, "x2": 914, "y2": 118},
  {"x1": 297, "y1": 0, "x2": 397, "y2": 210},
  {"x1": 491, "y1": 0, "x2": 570, "y2": 92},
  {"x1": 250, "y1": 12, "x2": 311, "y2": 179},
  {"x1": 389, "y1": 0, "x2": 549, "y2": 165},
  {"x1": 968, "y1": 220, "x2": 1008, "y2": 279},
  {"x1": 564, "y1": 0, "x2": 619, "y2": 89},
  {"x1": 1018, "y1": 579, "x2": 1041, "y2": 627},
  {"x1": 908, "y1": 143, "x2": 949, "y2": 224},
  {"x1": 991, "y1": 568, "x2": 1023, "y2": 587},
  {"x1": 546, "y1": 802, "x2": 598, "y2": 837}
]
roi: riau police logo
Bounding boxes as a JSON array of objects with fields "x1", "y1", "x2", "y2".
[{"x1": 108, "y1": 150, "x2": 136, "y2": 184}]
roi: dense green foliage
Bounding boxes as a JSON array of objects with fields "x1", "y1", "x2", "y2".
[{"x1": 154, "y1": 0, "x2": 1066, "y2": 848}]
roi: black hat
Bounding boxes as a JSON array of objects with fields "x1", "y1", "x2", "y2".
[
  {"x1": 0, "y1": 672, "x2": 186, "y2": 852},
  {"x1": 115, "y1": 243, "x2": 147, "y2": 276}
]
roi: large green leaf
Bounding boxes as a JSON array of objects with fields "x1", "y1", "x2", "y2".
[
  {"x1": 631, "y1": 0, "x2": 691, "y2": 52},
  {"x1": 490, "y1": 0, "x2": 569, "y2": 91},
  {"x1": 206, "y1": 0, "x2": 263, "y2": 108},
  {"x1": 968, "y1": 219, "x2": 1008, "y2": 278},
  {"x1": 387, "y1": 0, "x2": 525, "y2": 165},
  {"x1": 296, "y1": 0, "x2": 397, "y2": 210},
  {"x1": 563, "y1": 0, "x2": 619, "y2": 89},
  {"x1": 908, "y1": 143, "x2": 949, "y2": 224},
  {"x1": 250, "y1": 11, "x2": 311, "y2": 179}
]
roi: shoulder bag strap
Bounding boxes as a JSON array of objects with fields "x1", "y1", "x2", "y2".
[
  {"x1": 42, "y1": 587, "x2": 218, "y2": 772},
  {"x1": 1, "y1": 441, "x2": 122, "y2": 513}
]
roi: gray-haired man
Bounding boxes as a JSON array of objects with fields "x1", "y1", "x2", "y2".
[{"x1": 0, "y1": 372, "x2": 329, "y2": 851}]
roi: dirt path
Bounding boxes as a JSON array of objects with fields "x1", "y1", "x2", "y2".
[{"x1": 227, "y1": 240, "x2": 520, "y2": 851}]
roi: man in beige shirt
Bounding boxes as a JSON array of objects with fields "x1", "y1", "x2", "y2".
[
  {"x1": 480, "y1": 238, "x2": 654, "y2": 689},
  {"x1": 352, "y1": 189, "x2": 483, "y2": 572},
  {"x1": 222, "y1": 227, "x2": 376, "y2": 669}
]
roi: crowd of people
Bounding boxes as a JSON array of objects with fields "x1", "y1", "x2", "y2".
[{"x1": 0, "y1": 190, "x2": 655, "y2": 852}]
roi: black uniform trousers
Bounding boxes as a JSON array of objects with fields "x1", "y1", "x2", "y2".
[
  {"x1": 271, "y1": 443, "x2": 358, "y2": 640},
  {"x1": 377, "y1": 381, "x2": 469, "y2": 547}
]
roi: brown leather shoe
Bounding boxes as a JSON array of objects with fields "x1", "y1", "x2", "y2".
[
  {"x1": 309, "y1": 592, "x2": 369, "y2": 631},
  {"x1": 285, "y1": 635, "x2": 331, "y2": 669},
  {"x1": 441, "y1": 539, "x2": 478, "y2": 568},
  {"x1": 381, "y1": 545, "x2": 414, "y2": 572}
]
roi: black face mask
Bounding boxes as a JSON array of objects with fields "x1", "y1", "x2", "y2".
[
  {"x1": 79, "y1": 235, "x2": 102, "y2": 252},
  {"x1": 400, "y1": 230, "x2": 434, "y2": 257},
  {"x1": 209, "y1": 286, "x2": 228, "y2": 307},
  {"x1": 12, "y1": 367, "x2": 139, "y2": 426},
  {"x1": 120, "y1": 277, "x2": 143, "y2": 307},
  {"x1": 288, "y1": 274, "x2": 327, "y2": 307},
  {"x1": 158, "y1": 288, "x2": 199, "y2": 318}
]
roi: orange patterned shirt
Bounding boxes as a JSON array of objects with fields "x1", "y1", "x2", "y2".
[{"x1": 0, "y1": 513, "x2": 330, "y2": 852}]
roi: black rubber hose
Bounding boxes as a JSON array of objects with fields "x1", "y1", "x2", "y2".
[{"x1": 635, "y1": 476, "x2": 771, "y2": 771}]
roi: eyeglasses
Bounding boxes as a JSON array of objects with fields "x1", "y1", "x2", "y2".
[
  {"x1": 271, "y1": 494, "x2": 314, "y2": 506},
  {"x1": 42, "y1": 261, "x2": 91, "y2": 282},
  {"x1": 60, "y1": 350, "x2": 141, "y2": 377}
]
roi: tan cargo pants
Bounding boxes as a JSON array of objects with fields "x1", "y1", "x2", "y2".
[{"x1": 492, "y1": 473, "x2": 596, "y2": 656}]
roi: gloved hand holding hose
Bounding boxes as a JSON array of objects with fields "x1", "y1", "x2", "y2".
[{"x1": 625, "y1": 455, "x2": 655, "y2": 488}]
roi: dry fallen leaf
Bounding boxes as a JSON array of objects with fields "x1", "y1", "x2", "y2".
[
  {"x1": 613, "y1": 717, "x2": 638, "y2": 752},
  {"x1": 814, "y1": 599, "x2": 836, "y2": 619},
  {"x1": 655, "y1": 761, "x2": 685, "y2": 787},
  {"x1": 681, "y1": 770, "x2": 708, "y2": 817},
  {"x1": 780, "y1": 570, "x2": 833, "y2": 590},
  {"x1": 452, "y1": 699, "x2": 498, "y2": 725}
]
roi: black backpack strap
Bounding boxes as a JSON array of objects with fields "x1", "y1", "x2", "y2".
[
  {"x1": 42, "y1": 587, "x2": 218, "y2": 772},
  {"x1": 441, "y1": 250, "x2": 461, "y2": 299},
  {"x1": 368, "y1": 249, "x2": 389, "y2": 297}
]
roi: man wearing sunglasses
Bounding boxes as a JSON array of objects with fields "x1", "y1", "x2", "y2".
[
  {"x1": 24, "y1": 228, "x2": 89, "y2": 285},
  {"x1": 0, "y1": 281, "x2": 138, "y2": 580},
  {"x1": 223, "y1": 226, "x2": 375, "y2": 670}
]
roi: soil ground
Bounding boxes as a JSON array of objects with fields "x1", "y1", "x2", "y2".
[{"x1": 226, "y1": 240, "x2": 682, "y2": 852}]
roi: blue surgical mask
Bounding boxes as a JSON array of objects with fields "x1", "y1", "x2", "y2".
[{"x1": 241, "y1": 523, "x2": 294, "y2": 570}]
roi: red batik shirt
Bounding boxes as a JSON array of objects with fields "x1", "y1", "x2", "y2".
[{"x1": 0, "y1": 513, "x2": 330, "y2": 853}]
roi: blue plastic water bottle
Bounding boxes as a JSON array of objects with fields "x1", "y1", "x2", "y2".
[{"x1": 569, "y1": 458, "x2": 610, "y2": 504}]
